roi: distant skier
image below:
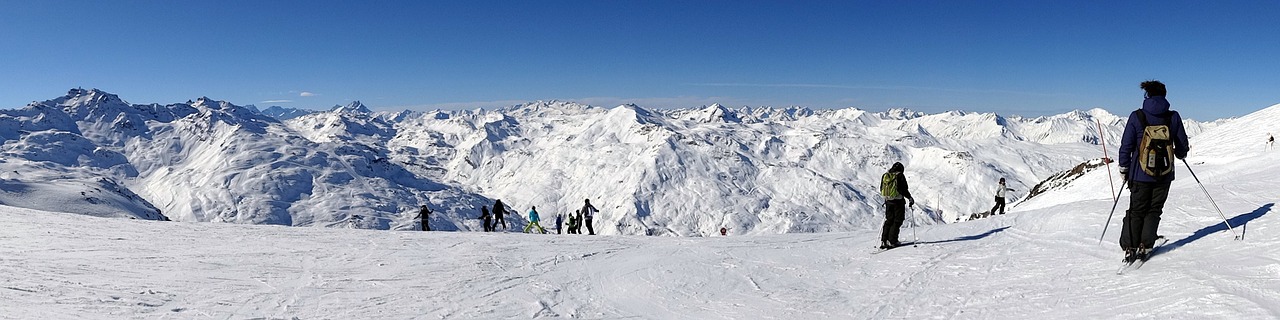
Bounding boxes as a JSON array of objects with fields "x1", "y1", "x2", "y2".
[
  {"x1": 480, "y1": 205, "x2": 493, "y2": 232},
  {"x1": 879, "y1": 162, "x2": 915, "y2": 249},
  {"x1": 581, "y1": 199, "x2": 599, "y2": 235},
  {"x1": 574, "y1": 209, "x2": 583, "y2": 234},
  {"x1": 415, "y1": 205, "x2": 431, "y2": 231},
  {"x1": 720, "y1": 227, "x2": 728, "y2": 236},
  {"x1": 1117, "y1": 80, "x2": 1189, "y2": 263},
  {"x1": 568, "y1": 210, "x2": 581, "y2": 234},
  {"x1": 1268, "y1": 133, "x2": 1274, "y2": 151},
  {"x1": 524, "y1": 206, "x2": 546, "y2": 234},
  {"x1": 493, "y1": 199, "x2": 508, "y2": 231},
  {"x1": 989, "y1": 178, "x2": 1015, "y2": 215},
  {"x1": 556, "y1": 213, "x2": 563, "y2": 234}
]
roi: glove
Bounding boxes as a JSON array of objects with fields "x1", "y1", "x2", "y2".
[
  {"x1": 1119, "y1": 166, "x2": 1129, "y2": 177},
  {"x1": 908, "y1": 199, "x2": 915, "y2": 207}
]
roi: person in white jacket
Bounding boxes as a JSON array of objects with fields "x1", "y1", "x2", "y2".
[{"x1": 989, "y1": 178, "x2": 1015, "y2": 215}]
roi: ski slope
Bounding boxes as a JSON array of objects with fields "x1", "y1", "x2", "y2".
[{"x1": 2, "y1": 145, "x2": 1277, "y2": 319}]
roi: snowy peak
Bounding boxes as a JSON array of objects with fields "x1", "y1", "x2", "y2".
[
  {"x1": 64, "y1": 88, "x2": 128, "y2": 106},
  {"x1": 682, "y1": 103, "x2": 741, "y2": 123},
  {"x1": 259, "y1": 106, "x2": 317, "y2": 121},
  {"x1": 331, "y1": 101, "x2": 372, "y2": 114},
  {"x1": 503, "y1": 100, "x2": 597, "y2": 118},
  {"x1": 878, "y1": 108, "x2": 927, "y2": 120}
]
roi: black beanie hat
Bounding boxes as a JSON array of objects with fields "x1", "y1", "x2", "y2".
[{"x1": 1141, "y1": 80, "x2": 1166, "y2": 97}]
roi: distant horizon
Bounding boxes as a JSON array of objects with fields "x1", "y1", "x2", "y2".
[
  {"x1": 31, "y1": 86, "x2": 1260, "y2": 122},
  {"x1": 3, "y1": 1, "x2": 1276, "y2": 120}
]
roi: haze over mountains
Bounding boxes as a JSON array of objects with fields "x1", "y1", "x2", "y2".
[{"x1": 0, "y1": 88, "x2": 1240, "y2": 235}]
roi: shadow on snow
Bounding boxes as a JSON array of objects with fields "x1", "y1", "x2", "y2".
[
  {"x1": 917, "y1": 226, "x2": 1010, "y2": 245},
  {"x1": 1156, "y1": 203, "x2": 1273, "y2": 257}
]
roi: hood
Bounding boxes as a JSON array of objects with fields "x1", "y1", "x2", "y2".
[{"x1": 1142, "y1": 96, "x2": 1171, "y2": 116}]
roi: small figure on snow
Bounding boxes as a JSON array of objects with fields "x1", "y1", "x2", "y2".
[
  {"x1": 415, "y1": 205, "x2": 431, "y2": 231},
  {"x1": 492, "y1": 199, "x2": 508, "y2": 231},
  {"x1": 556, "y1": 213, "x2": 563, "y2": 234},
  {"x1": 879, "y1": 162, "x2": 915, "y2": 249},
  {"x1": 581, "y1": 199, "x2": 599, "y2": 235},
  {"x1": 989, "y1": 178, "x2": 1015, "y2": 215},
  {"x1": 1117, "y1": 80, "x2": 1189, "y2": 263},
  {"x1": 480, "y1": 205, "x2": 493, "y2": 232},
  {"x1": 719, "y1": 227, "x2": 728, "y2": 236},
  {"x1": 567, "y1": 211, "x2": 581, "y2": 234},
  {"x1": 1268, "y1": 133, "x2": 1274, "y2": 151},
  {"x1": 524, "y1": 206, "x2": 546, "y2": 234}
]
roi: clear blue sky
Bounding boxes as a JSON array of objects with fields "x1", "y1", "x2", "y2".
[{"x1": 1, "y1": 1, "x2": 1276, "y2": 120}]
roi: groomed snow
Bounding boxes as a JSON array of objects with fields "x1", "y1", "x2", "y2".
[{"x1": 3, "y1": 146, "x2": 1277, "y2": 318}]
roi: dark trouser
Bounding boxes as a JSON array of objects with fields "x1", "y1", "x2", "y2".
[
  {"x1": 1120, "y1": 181, "x2": 1171, "y2": 250},
  {"x1": 585, "y1": 217, "x2": 595, "y2": 235},
  {"x1": 483, "y1": 218, "x2": 492, "y2": 232},
  {"x1": 557, "y1": 219, "x2": 563, "y2": 234},
  {"x1": 881, "y1": 200, "x2": 906, "y2": 244},
  {"x1": 495, "y1": 215, "x2": 507, "y2": 230},
  {"x1": 990, "y1": 197, "x2": 1006, "y2": 215},
  {"x1": 422, "y1": 218, "x2": 429, "y2": 231}
]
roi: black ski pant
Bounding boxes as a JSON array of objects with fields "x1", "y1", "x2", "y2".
[
  {"x1": 483, "y1": 217, "x2": 492, "y2": 232},
  {"x1": 1120, "y1": 181, "x2": 1171, "y2": 250},
  {"x1": 881, "y1": 200, "x2": 906, "y2": 244},
  {"x1": 585, "y1": 217, "x2": 595, "y2": 235},
  {"x1": 495, "y1": 215, "x2": 507, "y2": 230},
  {"x1": 990, "y1": 197, "x2": 1006, "y2": 215}
]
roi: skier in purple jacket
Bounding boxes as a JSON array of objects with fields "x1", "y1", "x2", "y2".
[{"x1": 1116, "y1": 80, "x2": 1190, "y2": 263}]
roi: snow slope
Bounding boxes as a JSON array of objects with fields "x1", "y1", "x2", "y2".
[{"x1": 2, "y1": 140, "x2": 1276, "y2": 318}]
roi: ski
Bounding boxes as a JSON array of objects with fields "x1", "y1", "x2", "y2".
[
  {"x1": 1116, "y1": 236, "x2": 1168, "y2": 275},
  {"x1": 870, "y1": 242, "x2": 915, "y2": 254}
]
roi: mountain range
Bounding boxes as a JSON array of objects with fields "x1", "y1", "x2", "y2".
[{"x1": 3, "y1": 88, "x2": 1252, "y2": 236}]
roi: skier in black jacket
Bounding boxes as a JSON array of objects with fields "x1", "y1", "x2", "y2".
[
  {"x1": 492, "y1": 199, "x2": 508, "y2": 231},
  {"x1": 415, "y1": 205, "x2": 431, "y2": 231},
  {"x1": 480, "y1": 205, "x2": 492, "y2": 232},
  {"x1": 879, "y1": 162, "x2": 915, "y2": 248}
]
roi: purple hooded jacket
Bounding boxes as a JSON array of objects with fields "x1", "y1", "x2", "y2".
[{"x1": 1117, "y1": 96, "x2": 1190, "y2": 183}]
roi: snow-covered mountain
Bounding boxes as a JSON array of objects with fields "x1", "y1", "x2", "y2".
[
  {"x1": 255, "y1": 105, "x2": 316, "y2": 121},
  {"x1": 1, "y1": 89, "x2": 1240, "y2": 236}
]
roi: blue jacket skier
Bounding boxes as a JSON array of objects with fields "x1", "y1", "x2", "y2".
[{"x1": 524, "y1": 206, "x2": 546, "y2": 234}]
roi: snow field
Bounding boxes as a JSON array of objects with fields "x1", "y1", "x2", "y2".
[{"x1": 3, "y1": 148, "x2": 1276, "y2": 319}]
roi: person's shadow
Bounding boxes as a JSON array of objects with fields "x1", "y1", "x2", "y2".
[
  {"x1": 916, "y1": 226, "x2": 1010, "y2": 245},
  {"x1": 1151, "y1": 203, "x2": 1272, "y2": 258}
]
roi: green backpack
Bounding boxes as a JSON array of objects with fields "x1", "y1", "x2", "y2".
[{"x1": 881, "y1": 172, "x2": 901, "y2": 199}]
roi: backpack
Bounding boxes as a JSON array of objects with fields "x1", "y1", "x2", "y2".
[
  {"x1": 1135, "y1": 110, "x2": 1176, "y2": 177},
  {"x1": 880, "y1": 172, "x2": 901, "y2": 199}
]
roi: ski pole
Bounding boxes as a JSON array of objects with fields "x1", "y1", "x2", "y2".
[
  {"x1": 1098, "y1": 178, "x2": 1129, "y2": 245},
  {"x1": 910, "y1": 204, "x2": 919, "y2": 247},
  {"x1": 1181, "y1": 159, "x2": 1242, "y2": 240},
  {"x1": 1097, "y1": 120, "x2": 1116, "y2": 202}
]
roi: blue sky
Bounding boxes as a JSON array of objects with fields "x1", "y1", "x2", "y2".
[{"x1": 1, "y1": 1, "x2": 1275, "y2": 120}]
